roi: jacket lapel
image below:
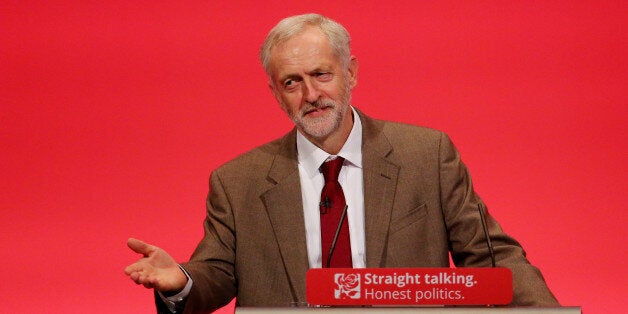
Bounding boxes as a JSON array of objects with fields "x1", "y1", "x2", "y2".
[
  {"x1": 358, "y1": 111, "x2": 400, "y2": 268},
  {"x1": 260, "y1": 130, "x2": 309, "y2": 302},
  {"x1": 258, "y1": 111, "x2": 401, "y2": 300}
]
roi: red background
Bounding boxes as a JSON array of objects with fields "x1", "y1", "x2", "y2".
[{"x1": 1, "y1": 1, "x2": 626, "y2": 313}]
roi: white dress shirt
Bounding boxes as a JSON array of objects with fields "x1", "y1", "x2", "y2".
[{"x1": 296, "y1": 107, "x2": 366, "y2": 269}]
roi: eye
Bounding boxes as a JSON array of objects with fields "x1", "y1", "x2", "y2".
[
  {"x1": 316, "y1": 72, "x2": 332, "y2": 81},
  {"x1": 283, "y1": 78, "x2": 299, "y2": 90}
]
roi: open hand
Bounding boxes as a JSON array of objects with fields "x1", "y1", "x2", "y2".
[{"x1": 124, "y1": 238, "x2": 188, "y2": 292}]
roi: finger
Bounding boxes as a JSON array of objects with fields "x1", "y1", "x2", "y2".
[
  {"x1": 127, "y1": 238, "x2": 155, "y2": 256},
  {"x1": 142, "y1": 276, "x2": 157, "y2": 289},
  {"x1": 124, "y1": 263, "x2": 143, "y2": 276},
  {"x1": 129, "y1": 272, "x2": 141, "y2": 284},
  {"x1": 128, "y1": 270, "x2": 156, "y2": 289},
  {"x1": 134, "y1": 273, "x2": 151, "y2": 288}
]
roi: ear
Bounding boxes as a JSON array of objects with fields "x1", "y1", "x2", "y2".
[{"x1": 347, "y1": 56, "x2": 358, "y2": 89}]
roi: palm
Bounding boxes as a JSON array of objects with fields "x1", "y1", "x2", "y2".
[{"x1": 125, "y1": 238, "x2": 187, "y2": 292}]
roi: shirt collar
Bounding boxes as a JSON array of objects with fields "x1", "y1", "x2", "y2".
[{"x1": 297, "y1": 107, "x2": 363, "y2": 179}]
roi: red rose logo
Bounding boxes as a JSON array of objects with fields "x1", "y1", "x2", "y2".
[
  {"x1": 335, "y1": 273, "x2": 361, "y2": 299},
  {"x1": 340, "y1": 274, "x2": 359, "y2": 290}
]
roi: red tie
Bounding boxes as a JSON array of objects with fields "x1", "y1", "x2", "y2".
[{"x1": 319, "y1": 157, "x2": 352, "y2": 268}]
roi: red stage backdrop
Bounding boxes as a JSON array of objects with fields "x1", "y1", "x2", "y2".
[{"x1": 1, "y1": 1, "x2": 626, "y2": 313}]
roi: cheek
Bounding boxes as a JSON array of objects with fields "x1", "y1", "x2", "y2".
[
  {"x1": 282, "y1": 94, "x2": 303, "y2": 110},
  {"x1": 277, "y1": 97, "x2": 297, "y2": 115},
  {"x1": 325, "y1": 81, "x2": 348, "y2": 99}
]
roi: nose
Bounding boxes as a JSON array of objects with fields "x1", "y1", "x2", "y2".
[{"x1": 302, "y1": 78, "x2": 320, "y2": 103}]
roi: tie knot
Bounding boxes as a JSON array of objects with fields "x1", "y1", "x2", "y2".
[{"x1": 321, "y1": 157, "x2": 344, "y2": 182}]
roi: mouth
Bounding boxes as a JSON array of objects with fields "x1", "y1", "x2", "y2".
[{"x1": 304, "y1": 106, "x2": 331, "y2": 118}]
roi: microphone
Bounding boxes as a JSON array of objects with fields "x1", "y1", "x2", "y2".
[
  {"x1": 325, "y1": 204, "x2": 349, "y2": 268},
  {"x1": 477, "y1": 203, "x2": 496, "y2": 268},
  {"x1": 319, "y1": 196, "x2": 331, "y2": 214}
]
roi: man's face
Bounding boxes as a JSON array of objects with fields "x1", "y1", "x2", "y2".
[{"x1": 268, "y1": 27, "x2": 357, "y2": 142}]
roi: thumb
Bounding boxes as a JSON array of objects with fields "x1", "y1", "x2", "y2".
[{"x1": 127, "y1": 238, "x2": 155, "y2": 256}]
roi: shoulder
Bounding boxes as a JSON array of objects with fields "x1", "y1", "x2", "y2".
[
  {"x1": 382, "y1": 119, "x2": 444, "y2": 141},
  {"x1": 359, "y1": 111, "x2": 449, "y2": 152},
  {"x1": 212, "y1": 129, "x2": 296, "y2": 179}
]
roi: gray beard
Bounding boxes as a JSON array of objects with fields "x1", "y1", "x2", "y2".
[
  {"x1": 285, "y1": 83, "x2": 352, "y2": 139},
  {"x1": 291, "y1": 98, "x2": 347, "y2": 139}
]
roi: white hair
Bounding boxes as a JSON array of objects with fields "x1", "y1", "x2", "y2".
[{"x1": 259, "y1": 13, "x2": 351, "y2": 77}]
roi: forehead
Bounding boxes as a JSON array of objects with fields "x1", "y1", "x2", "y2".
[{"x1": 269, "y1": 27, "x2": 339, "y2": 79}]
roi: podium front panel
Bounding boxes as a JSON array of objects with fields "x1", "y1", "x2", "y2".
[{"x1": 236, "y1": 307, "x2": 581, "y2": 314}]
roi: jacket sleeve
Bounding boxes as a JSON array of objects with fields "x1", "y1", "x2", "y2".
[
  {"x1": 437, "y1": 132, "x2": 559, "y2": 306},
  {"x1": 170, "y1": 170, "x2": 238, "y2": 314}
]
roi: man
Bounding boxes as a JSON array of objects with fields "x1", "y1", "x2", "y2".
[{"x1": 125, "y1": 14, "x2": 559, "y2": 313}]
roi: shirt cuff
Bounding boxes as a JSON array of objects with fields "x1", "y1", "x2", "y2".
[{"x1": 158, "y1": 265, "x2": 193, "y2": 313}]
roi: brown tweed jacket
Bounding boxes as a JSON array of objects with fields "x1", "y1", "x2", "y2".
[{"x1": 169, "y1": 110, "x2": 558, "y2": 313}]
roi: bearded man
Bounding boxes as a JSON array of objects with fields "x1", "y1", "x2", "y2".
[{"x1": 125, "y1": 13, "x2": 559, "y2": 313}]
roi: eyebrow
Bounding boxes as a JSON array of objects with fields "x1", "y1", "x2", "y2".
[
  {"x1": 309, "y1": 65, "x2": 333, "y2": 74},
  {"x1": 278, "y1": 66, "x2": 333, "y2": 81}
]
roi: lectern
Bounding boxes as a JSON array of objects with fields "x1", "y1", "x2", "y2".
[
  {"x1": 235, "y1": 268, "x2": 582, "y2": 313},
  {"x1": 236, "y1": 308, "x2": 581, "y2": 314}
]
